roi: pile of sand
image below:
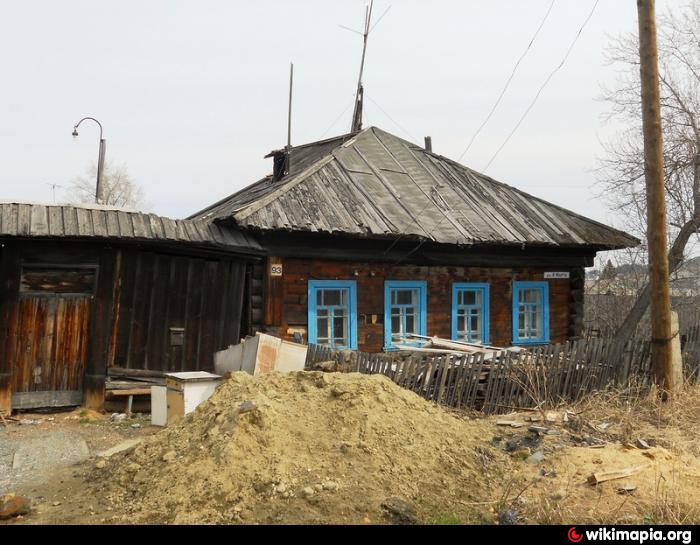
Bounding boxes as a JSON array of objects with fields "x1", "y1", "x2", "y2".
[{"x1": 91, "y1": 371, "x2": 513, "y2": 524}]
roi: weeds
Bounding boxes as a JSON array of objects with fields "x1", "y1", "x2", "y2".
[{"x1": 430, "y1": 512, "x2": 463, "y2": 525}]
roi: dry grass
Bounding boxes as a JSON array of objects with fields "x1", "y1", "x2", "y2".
[
  {"x1": 510, "y1": 382, "x2": 700, "y2": 525},
  {"x1": 572, "y1": 380, "x2": 700, "y2": 456}
]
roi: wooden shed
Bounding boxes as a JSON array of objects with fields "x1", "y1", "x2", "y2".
[
  {"x1": 191, "y1": 127, "x2": 640, "y2": 353},
  {"x1": 0, "y1": 202, "x2": 262, "y2": 413}
]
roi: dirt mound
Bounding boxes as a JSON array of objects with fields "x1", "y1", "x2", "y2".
[{"x1": 91, "y1": 371, "x2": 512, "y2": 524}]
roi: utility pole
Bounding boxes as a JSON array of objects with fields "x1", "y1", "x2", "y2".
[{"x1": 636, "y1": 0, "x2": 675, "y2": 395}]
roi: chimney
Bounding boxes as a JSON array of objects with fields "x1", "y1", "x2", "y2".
[
  {"x1": 269, "y1": 149, "x2": 291, "y2": 182},
  {"x1": 424, "y1": 136, "x2": 432, "y2": 153}
]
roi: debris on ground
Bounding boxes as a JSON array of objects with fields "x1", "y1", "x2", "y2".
[
  {"x1": 381, "y1": 497, "x2": 418, "y2": 524},
  {"x1": 393, "y1": 333, "x2": 526, "y2": 356},
  {"x1": 19, "y1": 419, "x2": 39, "y2": 426},
  {"x1": 4, "y1": 379, "x2": 700, "y2": 526},
  {"x1": 587, "y1": 463, "x2": 651, "y2": 485},
  {"x1": 496, "y1": 420, "x2": 524, "y2": 428},
  {"x1": 526, "y1": 450, "x2": 546, "y2": 465},
  {"x1": 91, "y1": 371, "x2": 513, "y2": 524},
  {"x1": 0, "y1": 493, "x2": 30, "y2": 520},
  {"x1": 616, "y1": 484, "x2": 637, "y2": 495},
  {"x1": 97, "y1": 438, "x2": 143, "y2": 458},
  {"x1": 636, "y1": 438, "x2": 651, "y2": 450}
]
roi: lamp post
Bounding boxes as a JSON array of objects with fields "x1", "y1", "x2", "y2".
[{"x1": 72, "y1": 117, "x2": 106, "y2": 204}]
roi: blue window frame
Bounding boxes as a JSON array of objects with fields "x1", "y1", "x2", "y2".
[
  {"x1": 384, "y1": 281, "x2": 427, "y2": 350},
  {"x1": 512, "y1": 281, "x2": 550, "y2": 345},
  {"x1": 452, "y1": 283, "x2": 490, "y2": 344},
  {"x1": 308, "y1": 280, "x2": 358, "y2": 349}
]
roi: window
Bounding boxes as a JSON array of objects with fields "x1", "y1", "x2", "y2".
[
  {"x1": 20, "y1": 265, "x2": 97, "y2": 295},
  {"x1": 452, "y1": 283, "x2": 489, "y2": 344},
  {"x1": 384, "y1": 281, "x2": 427, "y2": 349},
  {"x1": 308, "y1": 280, "x2": 357, "y2": 349},
  {"x1": 512, "y1": 281, "x2": 550, "y2": 345}
]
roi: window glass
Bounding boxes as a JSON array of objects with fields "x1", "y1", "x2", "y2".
[
  {"x1": 453, "y1": 285, "x2": 489, "y2": 344},
  {"x1": 513, "y1": 282, "x2": 549, "y2": 344},
  {"x1": 385, "y1": 282, "x2": 426, "y2": 349},
  {"x1": 308, "y1": 281, "x2": 357, "y2": 349}
]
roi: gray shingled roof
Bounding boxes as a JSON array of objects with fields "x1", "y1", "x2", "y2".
[
  {"x1": 191, "y1": 127, "x2": 638, "y2": 250},
  {"x1": 0, "y1": 202, "x2": 262, "y2": 253}
]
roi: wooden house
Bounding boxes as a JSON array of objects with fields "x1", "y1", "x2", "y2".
[
  {"x1": 191, "y1": 126, "x2": 639, "y2": 353},
  {"x1": 0, "y1": 202, "x2": 262, "y2": 413}
]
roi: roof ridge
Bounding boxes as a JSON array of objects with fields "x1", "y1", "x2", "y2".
[
  {"x1": 234, "y1": 128, "x2": 372, "y2": 222},
  {"x1": 264, "y1": 131, "x2": 357, "y2": 157}
]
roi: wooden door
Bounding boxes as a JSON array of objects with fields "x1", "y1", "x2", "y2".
[{"x1": 10, "y1": 265, "x2": 95, "y2": 409}]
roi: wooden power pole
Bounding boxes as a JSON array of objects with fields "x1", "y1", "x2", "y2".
[{"x1": 636, "y1": 0, "x2": 675, "y2": 395}]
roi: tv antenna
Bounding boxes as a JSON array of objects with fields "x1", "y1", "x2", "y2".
[
  {"x1": 341, "y1": 1, "x2": 391, "y2": 133},
  {"x1": 46, "y1": 182, "x2": 63, "y2": 203}
]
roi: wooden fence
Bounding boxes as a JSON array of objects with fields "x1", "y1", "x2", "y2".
[{"x1": 305, "y1": 336, "x2": 700, "y2": 414}]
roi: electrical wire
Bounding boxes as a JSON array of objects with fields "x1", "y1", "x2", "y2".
[
  {"x1": 482, "y1": 0, "x2": 600, "y2": 172},
  {"x1": 457, "y1": 0, "x2": 556, "y2": 162},
  {"x1": 393, "y1": 0, "x2": 600, "y2": 264},
  {"x1": 320, "y1": 99, "x2": 356, "y2": 139},
  {"x1": 366, "y1": 93, "x2": 419, "y2": 142}
]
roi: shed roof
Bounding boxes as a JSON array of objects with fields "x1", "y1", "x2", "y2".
[
  {"x1": 0, "y1": 202, "x2": 262, "y2": 254},
  {"x1": 191, "y1": 127, "x2": 638, "y2": 250}
]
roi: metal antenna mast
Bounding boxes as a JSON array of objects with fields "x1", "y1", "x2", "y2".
[
  {"x1": 287, "y1": 62, "x2": 294, "y2": 148},
  {"x1": 46, "y1": 182, "x2": 63, "y2": 203},
  {"x1": 350, "y1": 1, "x2": 374, "y2": 133}
]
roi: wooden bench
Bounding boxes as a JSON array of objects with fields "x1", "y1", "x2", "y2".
[{"x1": 107, "y1": 388, "x2": 151, "y2": 416}]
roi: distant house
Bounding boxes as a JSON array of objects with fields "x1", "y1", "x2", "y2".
[
  {"x1": 0, "y1": 202, "x2": 262, "y2": 412},
  {"x1": 191, "y1": 126, "x2": 639, "y2": 353}
]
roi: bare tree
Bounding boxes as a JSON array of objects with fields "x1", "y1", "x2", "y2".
[
  {"x1": 597, "y1": 2, "x2": 700, "y2": 344},
  {"x1": 66, "y1": 161, "x2": 150, "y2": 211}
]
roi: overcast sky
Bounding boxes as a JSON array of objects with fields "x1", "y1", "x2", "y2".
[{"x1": 0, "y1": 0, "x2": 671, "y2": 227}]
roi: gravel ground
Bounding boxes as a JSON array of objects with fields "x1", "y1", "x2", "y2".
[
  {"x1": 0, "y1": 411, "x2": 156, "y2": 496},
  {"x1": 0, "y1": 426, "x2": 16, "y2": 491},
  {"x1": 0, "y1": 429, "x2": 88, "y2": 492}
]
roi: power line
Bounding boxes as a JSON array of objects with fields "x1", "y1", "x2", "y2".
[
  {"x1": 482, "y1": 0, "x2": 600, "y2": 172},
  {"x1": 457, "y1": 0, "x2": 556, "y2": 162},
  {"x1": 391, "y1": 212, "x2": 451, "y2": 265},
  {"x1": 392, "y1": 0, "x2": 599, "y2": 264},
  {"x1": 320, "y1": 99, "x2": 355, "y2": 139},
  {"x1": 365, "y1": 93, "x2": 419, "y2": 142}
]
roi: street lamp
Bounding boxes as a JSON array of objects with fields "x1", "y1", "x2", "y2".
[{"x1": 72, "y1": 117, "x2": 106, "y2": 205}]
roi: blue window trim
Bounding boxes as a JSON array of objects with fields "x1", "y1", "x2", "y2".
[
  {"x1": 451, "y1": 283, "x2": 490, "y2": 345},
  {"x1": 308, "y1": 280, "x2": 358, "y2": 349},
  {"x1": 512, "y1": 281, "x2": 550, "y2": 345},
  {"x1": 384, "y1": 280, "x2": 428, "y2": 350}
]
